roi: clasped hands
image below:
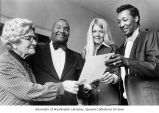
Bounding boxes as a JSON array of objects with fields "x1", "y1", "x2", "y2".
[
  {"x1": 62, "y1": 80, "x2": 99, "y2": 94},
  {"x1": 62, "y1": 53, "x2": 128, "y2": 94},
  {"x1": 62, "y1": 80, "x2": 100, "y2": 94},
  {"x1": 62, "y1": 71, "x2": 117, "y2": 95}
]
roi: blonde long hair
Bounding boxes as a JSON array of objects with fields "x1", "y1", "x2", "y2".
[{"x1": 82, "y1": 18, "x2": 115, "y2": 59}]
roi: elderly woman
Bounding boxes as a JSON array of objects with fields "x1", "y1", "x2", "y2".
[
  {"x1": 0, "y1": 18, "x2": 79, "y2": 105},
  {"x1": 82, "y1": 18, "x2": 120, "y2": 105}
]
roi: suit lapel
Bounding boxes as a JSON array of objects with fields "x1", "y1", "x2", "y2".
[
  {"x1": 61, "y1": 49, "x2": 76, "y2": 80},
  {"x1": 118, "y1": 44, "x2": 125, "y2": 55},
  {"x1": 129, "y1": 31, "x2": 144, "y2": 59},
  {"x1": 40, "y1": 44, "x2": 60, "y2": 80}
]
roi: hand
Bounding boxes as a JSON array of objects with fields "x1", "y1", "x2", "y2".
[
  {"x1": 105, "y1": 54, "x2": 129, "y2": 68},
  {"x1": 100, "y1": 72, "x2": 118, "y2": 84},
  {"x1": 83, "y1": 83, "x2": 92, "y2": 90},
  {"x1": 83, "y1": 83, "x2": 92, "y2": 94},
  {"x1": 90, "y1": 79, "x2": 100, "y2": 89},
  {"x1": 78, "y1": 84, "x2": 91, "y2": 98},
  {"x1": 63, "y1": 80, "x2": 79, "y2": 94}
]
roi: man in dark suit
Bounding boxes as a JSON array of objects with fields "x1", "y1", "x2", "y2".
[
  {"x1": 30, "y1": 19, "x2": 84, "y2": 105},
  {"x1": 106, "y1": 4, "x2": 159, "y2": 105}
]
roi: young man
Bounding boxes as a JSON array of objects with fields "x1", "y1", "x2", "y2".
[{"x1": 106, "y1": 4, "x2": 159, "y2": 105}]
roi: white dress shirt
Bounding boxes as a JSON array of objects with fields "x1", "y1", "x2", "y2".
[
  {"x1": 121, "y1": 28, "x2": 139, "y2": 99},
  {"x1": 50, "y1": 41, "x2": 66, "y2": 79}
]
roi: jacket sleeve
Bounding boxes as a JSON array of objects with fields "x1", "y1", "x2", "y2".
[
  {"x1": 129, "y1": 31, "x2": 159, "y2": 79},
  {"x1": 0, "y1": 62, "x2": 64, "y2": 102}
]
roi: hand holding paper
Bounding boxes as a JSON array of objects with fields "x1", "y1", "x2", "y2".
[{"x1": 78, "y1": 53, "x2": 114, "y2": 85}]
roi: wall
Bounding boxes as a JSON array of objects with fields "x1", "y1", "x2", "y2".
[{"x1": 1, "y1": 0, "x2": 121, "y2": 52}]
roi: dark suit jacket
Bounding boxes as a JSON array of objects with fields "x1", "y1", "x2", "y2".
[
  {"x1": 30, "y1": 43, "x2": 84, "y2": 105},
  {"x1": 118, "y1": 31, "x2": 159, "y2": 105}
]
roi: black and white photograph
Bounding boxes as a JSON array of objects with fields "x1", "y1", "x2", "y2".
[{"x1": 0, "y1": 0, "x2": 159, "y2": 113}]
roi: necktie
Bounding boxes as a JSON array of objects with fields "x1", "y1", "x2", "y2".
[
  {"x1": 53, "y1": 42, "x2": 67, "y2": 51},
  {"x1": 121, "y1": 41, "x2": 133, "y2": 99}
]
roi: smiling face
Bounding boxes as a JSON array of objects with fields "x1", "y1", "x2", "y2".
[
  {"x1": 117, "y1": 10, "x2": 139, "y2": 37},
  {"x1": 92, "y1": 24, "x2": 104, "y2": 45},
  {"x1": 51, "y1": 20, "x2": 70, "y2": 44},
  {"x1": 13, "y1": 29, "x2": 37, "y2": 59}
]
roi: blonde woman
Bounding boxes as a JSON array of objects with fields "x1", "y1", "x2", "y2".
[{"x1": 82, "y1": 18, "x2": 120, "y2": 105}]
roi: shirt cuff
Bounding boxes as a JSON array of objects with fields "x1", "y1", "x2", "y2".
[{"x1": 56, "y1": 82, "x2": 64, "y2": 96}]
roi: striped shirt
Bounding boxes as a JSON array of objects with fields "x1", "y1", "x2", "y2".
[{"x1": 0, "y1": 51, "x2": 64, "y2": 105}]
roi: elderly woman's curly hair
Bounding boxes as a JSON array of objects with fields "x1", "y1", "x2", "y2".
[{"x1": 0, "y1": 18, "x2": 35, "y2": 48}]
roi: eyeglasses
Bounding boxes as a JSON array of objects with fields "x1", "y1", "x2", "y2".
[{"x1": 21, "y1": 35, "x2": 37, "y2": 43}]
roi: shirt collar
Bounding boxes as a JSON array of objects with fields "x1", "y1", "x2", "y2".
[
  {"x1": 50, "y1": 41, "x2": 66, "y2": 52},
  {"x1": 50, "y1": 41, "x2": 55, "y2": 51},
  {"x1": 9, "y1": 50, "x2": 27, "y2": 67},
  {"x1": 126, "y1": 27, "x2": 139, "y2": 43},
  {"x1": 95, "y1": 42, "x2": 110, "y2": 55},
  {"x1": 100, "y1": 42, "x2": 110, "y2": 48}
]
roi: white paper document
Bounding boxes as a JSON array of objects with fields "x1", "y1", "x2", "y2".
[{"x1": 78, "y1": 53, "x2": 114, "y2": 85}]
